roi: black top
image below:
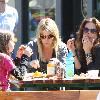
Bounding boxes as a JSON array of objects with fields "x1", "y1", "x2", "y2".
[
  {"x1": 10, "y1": 54, "x2": 29, "y2": 80},
  {"x1": 87, "y1": 46, "x2": 100, "y2": 70},
  {"x1": 76, "y1": 45, "x2": 100, "y2": 75},
  {"x1": 35, "y1": 50, "x2": 56, "y2": 74}
]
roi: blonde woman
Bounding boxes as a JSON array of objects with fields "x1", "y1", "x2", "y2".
[{"x1": 28, "y1": 18, "x2": 67, "y2": 75}]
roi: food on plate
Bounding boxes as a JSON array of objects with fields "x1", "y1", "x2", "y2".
[
  {"x1": 33, "y1": 71, "x2": 43, "y2": 77},
  {"x1": 32, "y1": 71, "x2": 47, "y2": 78},
  {"x1": 73, "y1": 73, "x2": 91, "y2": 79}
]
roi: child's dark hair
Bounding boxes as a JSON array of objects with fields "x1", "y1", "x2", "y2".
[{"x1": 0, "y1": 30, "x2": 14, "y2": 55}]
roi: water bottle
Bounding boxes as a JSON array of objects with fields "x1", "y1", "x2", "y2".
[{"x1": 66, "y1": 50, "x2": 74, "y2": 80}]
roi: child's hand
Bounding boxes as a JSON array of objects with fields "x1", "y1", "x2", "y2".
[
  {"x1": 24, "y1": 46, "x2": 33, "y2": 57},
  {"x1": 16, "y1": 45, "x2": 27, "y2": 58}
]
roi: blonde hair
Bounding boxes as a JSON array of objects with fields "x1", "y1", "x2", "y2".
[{"x1": 36, "y1": 18, "x2": 61, "y2": 60}]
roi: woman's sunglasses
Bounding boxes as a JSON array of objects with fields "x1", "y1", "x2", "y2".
[
  {"x1": 83, "y1": 27, "x2": 98, "y2": 33},
  {"x1": 40, "y1": 34, "x2": 54, "y2": 39}
]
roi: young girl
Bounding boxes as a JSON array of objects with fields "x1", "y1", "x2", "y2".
[{"x1": 0, "y1": 30, "x2": 33, "y2": 91}]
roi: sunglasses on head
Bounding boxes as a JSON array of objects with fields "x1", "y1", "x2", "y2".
[
  {"x1": 83, "y1": 27, "x2": 98, "y2": 33},
  {"x1": 40, "y1": 34, "x2": 54, "y2": 39}
]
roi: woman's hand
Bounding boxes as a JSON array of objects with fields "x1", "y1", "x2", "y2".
[
  {"x1": 29, "y1": 60, "x2": 40, "y2": 69},
  {"x1": 67, "y1": 38, "x2": 76, "y2": 53},
  {"x1": 82, "y1": 35, "x2": 93, "y2": 53}
]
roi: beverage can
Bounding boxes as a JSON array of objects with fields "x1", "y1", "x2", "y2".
[{"x1": 56, "y1": 62, "x2": 64, "y2": 79}]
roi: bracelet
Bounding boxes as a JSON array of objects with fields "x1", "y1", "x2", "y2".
[
  {"x1": 73, "y1": 51, "x2": 77, "y2": 57},
  {"x1": 85, "y1": 53, "x2": 92, "y2": 58},
  {"x1": 85, "y1": 53, "x2": 92, "y2": 64},
  {"x1": 86, "y1": 57, "x2": 92, "y2": 65},
  {"x1": 73, "y1": 54, "x2": 76, "y2": 57}
]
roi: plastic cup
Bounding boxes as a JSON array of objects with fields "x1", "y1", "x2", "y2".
[{"x1": 87, "y1": 70, "x2": 99, "y2": 79}]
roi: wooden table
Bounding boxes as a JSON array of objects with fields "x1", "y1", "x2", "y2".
[
  {"x1": 0, "y1": 90, "x2": 99, "y2": 100},
  {"x1": 18, "y1": 78, "x2": 100, "y2": 90}
]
